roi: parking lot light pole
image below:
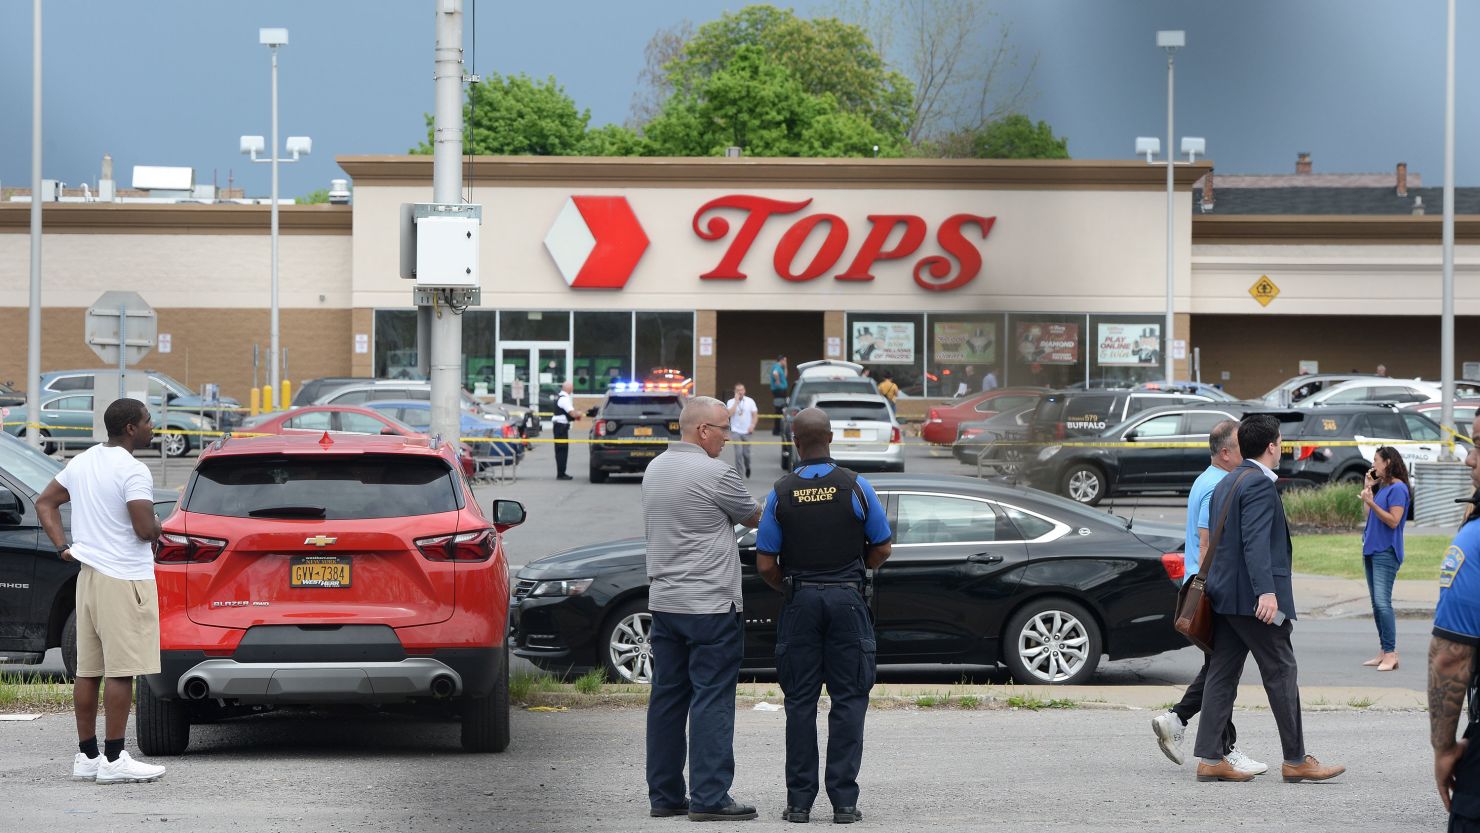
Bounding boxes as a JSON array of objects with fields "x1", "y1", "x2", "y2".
[
  {"x1": 25, "y1": 0, "x2": 42, "y2": 448},
  {"x1": 1157, "y1": 30, "x2": 1184, "y2": 387},
  {"x1": 240, "y1": 28, "x2": 310, "y2": 411},
  {"x1": 1441, "y1": 0, "x2": 1457, "y2": 455}
]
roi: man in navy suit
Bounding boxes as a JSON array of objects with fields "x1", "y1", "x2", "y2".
[{"x1": 1192, "y1": 414, "x2": 1346, "y2": 784}]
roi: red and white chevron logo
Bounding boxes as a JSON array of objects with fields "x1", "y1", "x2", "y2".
[{"x1": 543, "y1": 196, "x2": 649, "y2": 289}]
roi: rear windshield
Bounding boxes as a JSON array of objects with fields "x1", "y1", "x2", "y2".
[
  {"x1": 815, "y1": 400, "x2": 891, "y2": 422},
  {"x1": 797, "y1": 380, "x2": 877, "y2": 398},
  {"x1": 604, "y1": 395, "x2": 683, "y2": 418},
  {"x1": 185, "y1": 455, "x2": 460, "y2": 519}
]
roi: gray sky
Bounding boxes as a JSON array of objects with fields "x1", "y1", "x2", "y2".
[{"x1": 1, "y1": 0, "x2": 1476, "y2": 197}]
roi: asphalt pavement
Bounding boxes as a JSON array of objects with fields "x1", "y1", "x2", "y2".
[{"x1": 0, "y1": 704, "x2": 1443, "y2": 832}]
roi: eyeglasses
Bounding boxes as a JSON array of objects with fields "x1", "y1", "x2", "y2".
[{"x1": 701, "y1": 423, "x2": 731, "y2": 434}]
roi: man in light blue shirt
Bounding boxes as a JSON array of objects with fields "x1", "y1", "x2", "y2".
[{"x1": 1151, "y1": 419, "x2": 1266, "y2": 775}]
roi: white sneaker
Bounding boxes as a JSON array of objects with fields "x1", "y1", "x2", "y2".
[
  {"x1": 1151, "y1": 712, "x2": 1187, "y2": 765},
  {"x1": 94, "y1": 751, "x2": 166, "y2": 784},
  {"x1": 71, "y1": 753, "x2": 101, "y2": 781},
  {"x1": 1226, "y1": 748, "x2": 1268, "y2": 775}
]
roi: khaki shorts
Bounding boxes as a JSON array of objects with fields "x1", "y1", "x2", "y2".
[{"x1": 75, "y1": 564, "x2": 161, "y2": 678}]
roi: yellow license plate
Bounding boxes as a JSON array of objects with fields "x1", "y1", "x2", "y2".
[
  {"x1": 290, "y1": 556, "x2": 351, "y2": 588},
  {"x1": 633, "y1": 426, "x2": 653, "y2": 436},
  {"x1": 630, "y1": 450, "x2": 657, "y2": 457},
  {"x1": 844, "y1": 428, "x2": 862, "y2": 439}
]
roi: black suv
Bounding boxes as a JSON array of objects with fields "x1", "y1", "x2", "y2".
[
  {"x1": 587, "y1": 389, "x2": 685, "y2": 482},
  {"x1": 1283, "y1": 404, "x2": 1459, "y2": 487},
  {"x1": 0, "y1": 432, "x2": 175, "y2": 676},
  {"x1": 1027, "y1": 389, "x2": 1213, "y2": 443}
]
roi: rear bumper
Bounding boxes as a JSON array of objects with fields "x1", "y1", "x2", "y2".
[
  {"x1": 830, "y1": 443, "x2": 904, "y2": 468},
  {"x1": 590, "y1": 444, "x2": 663, "y2": 472}
]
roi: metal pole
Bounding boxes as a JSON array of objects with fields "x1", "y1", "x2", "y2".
[
  {"x1": 429, "y1": 0, "x2": 464, "y2": 444},
  {"x1": 25, "y1": 0, "x2": 41, "y2": 448},
  {"x1": 269, "y1": 44, "x2": 281, "y2": 400},
  {"x1": 1441, "y1": 0, "x2": 1457, "y2": 454},
  {"x1": 117, "y1": 305, "x2": 126, "y2": 400},
  {"x1": 1164, "y1": 49, "x2": 1177, "y2": 385}
]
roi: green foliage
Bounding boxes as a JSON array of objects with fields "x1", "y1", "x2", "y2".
[
  {"x1": 578, "y1": 124, "x2": 651, "y2": 157},
  {"x1": 1347, "y1": 696, "x2": 1375, "y2": 709},
  {"x1": 0, "y1": 672, "x2": 73, "y2": 710},
  {"x1": 1005, "y1": 692, "x2": 1076, "y2": 711},
  {"x1": 1292, "y1": 534, "x2": 1447, "y2": 580},
  {"x1": 924, "y1": 114, "x2": 1069, "y2": 159},
  {"x1": 1282, "y1": 483, "x2": 1365, "y2": 529},
  {"x1": 298, "y1": 188, "x2": 330, "y2": 205},
  {"x1": 572, "y1": 668, "x2": 607, "y2": 695},
  {"x1": 508, "y1": 669, "x2": 560, "y2": 701},
  {"x1": 414, "y1": 72, "x2": 591, "y2": 156},
  {"x1": 646, "y1": 45, "x2": 902, "y2": 158},
  {"x1": 913, "y1": 694, "x2": 940, "y2": 708},
  {"x1": 956, "y1": 695, "x2": 980, "y2": 709},
  {"x1": 668, "y1": 4, "x2": 913, "y2": 141}
]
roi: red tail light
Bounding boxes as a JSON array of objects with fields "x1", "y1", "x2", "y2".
[
  {"x1": 595, "y1": 420, "x2": 608, "y2": 438},
  {"x1": 928, "y1": 408, "x2": 941, "y2": 422},
  {"x1": 501, "y1": 424, "x2": 516, "y2": 438},
  {"x1": 415, "y1": 528, "x2": 495, "y2": 562},
  {"x1": 1161, "y1": 552, "x2": 1186, "y2": 583},
  {"x1": 890, "y1": 427, "x2": 902, "y2": 444},
  {"x1": 154, "y1": 533, "x2": 228, "y2": 564}
]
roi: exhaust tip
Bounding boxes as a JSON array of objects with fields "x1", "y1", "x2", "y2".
[
  {"x1": 429, "y1": 675, "x2": 456, "y2": 699},
  {"x1": 182, "y1": 677, "x2": 210, "y2": 700}
]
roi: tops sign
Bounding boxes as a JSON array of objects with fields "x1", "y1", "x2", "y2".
[
  {"x1": 543, "y1": 194, "x2": 996, "y2": 292},
  {"x1": 693, "y1": 196, "x2": 995, "y2": 292}
]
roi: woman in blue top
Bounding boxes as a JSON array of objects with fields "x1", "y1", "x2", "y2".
[{"x1": 1359, "y1": 446, "x2": 1411, "y2": 671}]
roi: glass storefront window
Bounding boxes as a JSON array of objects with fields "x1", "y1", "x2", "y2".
[
  {"x1": 462, "y1": 310, "x2": 498, "y2": 393},
  {"x1": 1007, "y1": 313, "x2": 1086, "y2": 390},
  {"x1": 928, "y1": 313, "x2": 1006, "y2": 398},
  {"x1": 500, "y1": 311, "x2": 570, "y2": 341},
  {"x1": 574, "y1": 311, "x2": 632, "y2": 393},
  {"x1": 635, "y1": 312, "x2": 694, "y2": 383},
  {"x1": 374, "y1": 310, "x2": 420, "y2": 379},
  {"x1": 846, "y1": 312, "x2": 924, "y2": 395},
  {"x1": 1089, "y1": 314, "x2": 1166, "y2": 387}
]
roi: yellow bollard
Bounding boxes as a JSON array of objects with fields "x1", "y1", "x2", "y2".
[
  {"x1": 281, "y1": 379, "x2": 292, "y2": 410},
  {"x1": 249, "y1": 387, "x2": 261, "y2": 417},
  {"x1": 262, "y1": 384, "x2": 275, "y2": 412}
]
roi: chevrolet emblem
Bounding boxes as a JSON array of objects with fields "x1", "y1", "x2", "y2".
[{"x1": 304, "y1": 535, "x2": 337, "y2": 547}]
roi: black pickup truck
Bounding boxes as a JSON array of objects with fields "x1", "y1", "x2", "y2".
[{"x1": 0, "y1": 431, "x2": 175, "y2": 677}]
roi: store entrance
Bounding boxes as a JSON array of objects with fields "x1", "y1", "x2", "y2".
[
  {"x1": 496, "y1": 341, "x2": 571, "y2": 412},
  {"x1": 714, "y1": 311, "x2": 825, "y2": 401}
]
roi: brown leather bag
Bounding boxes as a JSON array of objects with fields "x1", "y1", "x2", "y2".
[{"x1": 1174, "y1": 468, "x2": 1255, "y2": 653}]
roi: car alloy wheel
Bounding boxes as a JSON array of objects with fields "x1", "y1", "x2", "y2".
[
  {"x1": 1015, "y1": 608, "x2": 1092, "y2": 684},
  {"x1": 159, "y1": 432, "x2": 189, "y2": 458},
  {"x1": 1062, "y1": 464, "x2": 1104, "y2": 505},
  {"x1": 1001, "y1": 447, "x2": 1023, "y2": 476},
  {"x1": 607, "y1": 608, "x2": 655, "y2": 684}
]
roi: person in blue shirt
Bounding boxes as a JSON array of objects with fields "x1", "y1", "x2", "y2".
[
  {"x1": 1430, "y1": 414, "x2": 1480, "y2": 826},
  {"x1": 1151, "y1": 419, "x2": 1265, "y2": 775},
  {"x1": 1360, "y1": 446, "x2": 1411, "y2": 672},
  {"x1": 768, "y1": 355, "x2": 789, "y2": 436},
  {"x1": 755, "y1": 408, "x2": 892, "y2": 825}
]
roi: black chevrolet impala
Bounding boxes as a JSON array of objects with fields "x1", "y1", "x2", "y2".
[{"x1": 510, "y1": 474, "x2": 1188, "y2": 686}]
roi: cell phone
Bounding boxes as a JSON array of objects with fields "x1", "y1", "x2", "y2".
[{"x1": 1256, "y1": 604, "x2": 1287, "y2": 626}]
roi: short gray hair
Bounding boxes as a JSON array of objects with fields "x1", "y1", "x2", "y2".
[
  {"x1": 680, "y1": 396, "x2": 725, "y2": 433},
  {"x1": 1208, "y1": 418, "x2": 1239, "y2": 455}
]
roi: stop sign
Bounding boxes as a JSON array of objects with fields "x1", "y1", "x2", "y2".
[{"x1": 85, "y1": 291, "x2": 156, "y2": 366}]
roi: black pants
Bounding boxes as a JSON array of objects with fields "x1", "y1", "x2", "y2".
[
  {"x1": 1451, "y1": 725, "x2": 1480, "y2": 830},
  {"x1": 553, "y1": 421, "x2": 569, "y2": 476},
  {"x1": 646, "y1": 610, "x2": 744, "y2": 813},
  {"x1": 1172, "y1": 652, "x2": 1236, "y2": 756},
  {"x1": 1194, "y1": 614, "x2": 1304, "y2": 763},
  {"x1": 771, "y1": 395, "x2": 786, "y2": 435},
  {"x1": 776, "y1": 584, "x2": 876, "y2": 811}
]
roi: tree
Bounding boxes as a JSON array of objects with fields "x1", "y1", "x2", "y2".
[
  {"x1": 654, "y1": 5, "x2": 913, "y2": 143},
  {"x1": 831, "y1": 0, "x2": 1038, "y2": 144},
  {"x1": 644, "y1": 45, "x2": 901, "y2": 158},
  {"x1": 298, "y1": 188, "x2": 330, "y2": 204},
  {"x1": 927, "y1": 114, "x2": 1068, "y2": 159},
  {"x1": 578, "y1": 124, "x2": 651, "y2": 157},
  {"x1": 413, "y1": 72, "x2": 590, "y2": 156}
]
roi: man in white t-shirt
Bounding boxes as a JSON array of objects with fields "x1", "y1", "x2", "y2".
[
  {"x1": 725, "y1": 383, "x2": 759, "y2": 479},
  {"x1": 35, "y1": 398, "x2": 166, "y2": 785}
]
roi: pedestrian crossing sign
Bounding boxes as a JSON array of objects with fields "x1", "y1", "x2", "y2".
[{"x1": 1249, "y1": 275, "x2": 1280, "y2": 307}]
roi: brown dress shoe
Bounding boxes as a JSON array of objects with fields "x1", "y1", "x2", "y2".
[
  {"x1": 1281, "y1": 755, "x2": 1346, "y2": 783},
  {"x1": 1196, "y1": 759, "x2": 1255, "y2": 782}
]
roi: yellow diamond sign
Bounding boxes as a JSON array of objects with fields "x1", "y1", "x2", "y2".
[{"x1": 1249, "y1": 275, "x2": 1280, "y2": 307}]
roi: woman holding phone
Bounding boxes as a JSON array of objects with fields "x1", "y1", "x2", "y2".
[{"x1": 1359, "y1": 446, "x2": 1411, "y2": 671}]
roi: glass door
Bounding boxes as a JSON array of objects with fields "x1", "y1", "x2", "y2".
[{"x1": 497, "y1": 341, "x2": 571, "y2": 410}]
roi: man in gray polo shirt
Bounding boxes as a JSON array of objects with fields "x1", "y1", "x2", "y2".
[{"x1": 643, "y1": 396, "x2": 763, "y2": 822}]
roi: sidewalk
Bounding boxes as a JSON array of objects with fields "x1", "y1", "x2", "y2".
[{"x1": 1293, "y1": 573, "x2": 1438, "y2": 619}]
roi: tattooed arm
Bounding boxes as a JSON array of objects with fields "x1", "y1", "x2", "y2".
[{"x1": 1431, "y1": 635, "x2": 1475, "y2": 812}]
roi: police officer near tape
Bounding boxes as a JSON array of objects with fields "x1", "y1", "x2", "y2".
[
  {"x1": 552, "y1": 380, "x2": 578, "y2": 481},
  {"x1": 1430, "y1": 410, "x2": 1480, "y2": 828},
  {"x1": 756, "y1": 407, "x2": 892, "y2": 824}
]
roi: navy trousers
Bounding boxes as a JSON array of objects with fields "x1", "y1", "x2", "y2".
[
  {"x1": 776, "y1": 584, "x2": 877, "y2": 810},
  {"x1": 646, "y1": 609, "x2": 744, "y2": 813}
]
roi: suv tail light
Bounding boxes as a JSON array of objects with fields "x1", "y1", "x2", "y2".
[
  {"x1": 154, "y1": 533, "x2": 228, "y2": 564},
  {"x1": 1161, "y1": 552, "x2": 1186, "y2": 583},
  {"x1": 501, "y1": 424, "x2": 517, "y2": 438},
  {"x1": 927, "y1": 408, "x2": 941, "y2": 423},
  {"x1": 1295, "y1": 445, "x2": 1315, "y2": 461},
  {"x1": 890, "y1": 426, "x2": 902, "y2": 444},
  {"x1": 415, "y1": 528, "x2": 495, "y2": 562}
]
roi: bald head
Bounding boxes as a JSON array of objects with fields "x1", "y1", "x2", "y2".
[{"x1": 790, "y1": 408, "x2": 833, "y2": 458}]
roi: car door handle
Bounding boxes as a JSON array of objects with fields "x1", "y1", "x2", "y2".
[{"x1": 967, "y1": 552, "x2": 1004, "y2": 564}]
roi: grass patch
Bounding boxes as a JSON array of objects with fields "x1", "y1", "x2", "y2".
[
  {"x1": 1005, "y1": 693, "x2": 1076, "y2": 711},
  {"x1": 1292, "y1": 534, "x2": 1448, "y2": 580},
  {"x1": 1347, "y1": 696, "x2": 1376, "y2": 709},
  {"x1": 1283, "y1": 483, "x2": 1365, "y2": 529},
  {"x1": 1155, "y1": 701, "x2": 1179, "y2": 712},
  {"x1": 957, "y1": 695, "x2": 980, "y2": 709},
  {"x1": 0, "y1": 672, "x2": 72, "y2": 711},
  {"x1": 508, "y1": 669, "x2": 562, "y2": 702},
  {"x1": 571, "y1": 668, "x2": 606, "y2": 695},
  {"x1": 914, "y1": 695, "x2": 941, "y2": 708}
]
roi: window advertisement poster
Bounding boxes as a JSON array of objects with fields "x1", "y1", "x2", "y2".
[
  {"x1": 1014, "y1": 322, "x2": 1079, "y2": 365},
  {"x1": 933, "y1": 322, "x2": 996, "y2": 365},
  {"x1": 852, "y1": 321, "x2": 916, "y2": 364},
  {"x1": 1096, "y1": 323, "x2": 1161, "y2": 366}
]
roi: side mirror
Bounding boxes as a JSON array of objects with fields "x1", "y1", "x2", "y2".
[
  {"x1": 491, "y1": 499, "x2": 526, "y2": 529},
  {"x1": 164, "y1": 391, "x2": 180, "y2": 404},
  {"x1": 1124, "y1": 431, "x2": 1139, "y2": 442},
  {"x1": 381, "y1": 427, "x2": 398, "y2": 435},
  {"x1": 153, "y1": 500, "x2": 177, "y2": 522},
  {"x1": 585, "y1": 406, "x2": 599, "y2": 418},
  {"x1": 0, "y1": 487, "x2": 22, "y2": 525}
]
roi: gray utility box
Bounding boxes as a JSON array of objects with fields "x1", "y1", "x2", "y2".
[
  {"x1": 1413, "y1": 461, "x2": 1472, "y2": 528},
  {"x1": 399, "y1": 203, "x2": 482, "y2": 288}
]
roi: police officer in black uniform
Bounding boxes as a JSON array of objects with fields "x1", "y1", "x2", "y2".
[{"x1": 756, "y1": 407, "x2": 893, "y2": 824}]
